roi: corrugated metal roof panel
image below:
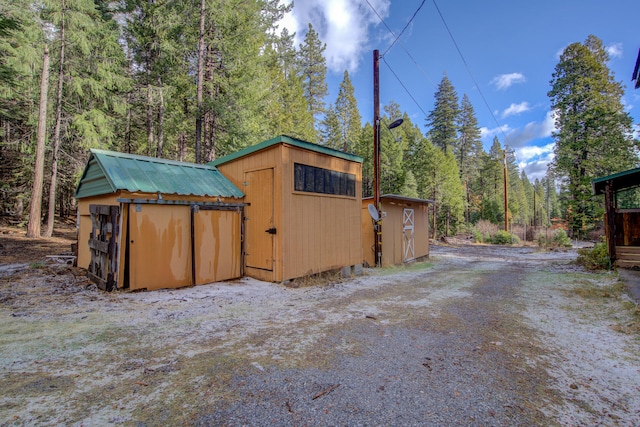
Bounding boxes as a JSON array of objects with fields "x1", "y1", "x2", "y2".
[{"x1": 75, "y1": 149, "x2": 244, "y2": 199}]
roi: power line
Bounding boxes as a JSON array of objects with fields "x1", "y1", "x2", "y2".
[
  {"x1": 364, "y1": 0, "x2": 435, "y2": 109},
  {"x1": 365, "y1": 0, "x2": 434, "y2": 88},
  {"x1": 431, "y1": 0, "x2": 515, "y2": 152},
  {"x1": 382, "y1": 0, "x2": 427, "y2": 57},
  {"x1": 383, "y1": 56, "x2": 429, "y2": 118}
]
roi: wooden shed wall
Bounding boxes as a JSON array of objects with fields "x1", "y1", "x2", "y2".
[
  {"x1": 214, "y1": 145, "x2": 282, "y2": 282},
  {"x1": 77, "y1": 192, "x2": 242, "y2": 290},
  {"x1": 361, "y1": 199, "x2": 430, "y2": 267},
  {"x1": 282, "y1": 146, "x2": 362, "y2": 280},
  {"x1": 215, "y1": 143, "x2": 363, "y2": 282}
]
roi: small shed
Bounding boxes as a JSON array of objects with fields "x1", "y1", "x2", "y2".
[
  {"x1": 75, "y1": 149, "x2": 244, "y2": 291},
  {"x1": 210, "y1": 135, "x2": 363, "y2": 283},
  {"x1": 593, "y1": 167, "x2": 640, "y2": 268},
  {"x1": 361, "y1": 194, "x2": 433, "y2": 267}
]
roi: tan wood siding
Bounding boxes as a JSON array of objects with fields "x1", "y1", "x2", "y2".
[
  {"x1": 283, "y1": 147, "x2": 362, "y2": 279},
  {"x1": 193, "y1": 209, "x2": 241, "y2": 284},
  {"x1": 128, "y1": 204, "x2": 192, "y2": 290},
  {"x1": 217, "y1": 143, "x2": 362, "y2": 282},
  {"x1": 362, "y1": 198, "x2": 430, "y2": 267}
]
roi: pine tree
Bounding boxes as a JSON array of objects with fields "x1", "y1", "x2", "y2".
[
  {"x1": 457, "y1": 93, "x2": 482, "y2": 222},
  {"x1": 355, "y1": 123, "x2": 374, "y2": 197},
  {"x1": 320, "y1": 104, "x2": 341, "y2": 149},
  {"x1": 426, "y1": 74, "x2": 459, "y2": 155},
  {"x1": 0, "y1": 13, "x2": 21, "y2": 87},
  {"x1": 549, "y1": 34, "x2": 639, "y2": 236},
  {"x1": 334, "y1": 70, "x2": 361, "y2": 152},
  {"x1": 298, "y1": 23, "x2": 327, "y2": 135},
  {"x1": 380, "y1": 102, "x2": 407, "y2": 195}
]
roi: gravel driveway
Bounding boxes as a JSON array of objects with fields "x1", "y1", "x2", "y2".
[{"x1": 1, "y1": 243, "x2": 639, "y2": 426}]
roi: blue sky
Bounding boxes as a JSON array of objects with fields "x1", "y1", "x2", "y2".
[{"x1": 279, "y1": 0, "x2": 640, "y2": 181}]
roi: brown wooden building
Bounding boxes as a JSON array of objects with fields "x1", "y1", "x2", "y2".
[
  {"x1": 75, "y1": 149, "x2": 244, "y2": 291},
  {"x1": 210, "y1": 135, "x2": 364, "y2": 283},
  {"x1": 593, "y1": 167, "x2": 640, "y2": 268},
  {"x1": 361, "y1": 195, "x2": 433, "y2": 267}
]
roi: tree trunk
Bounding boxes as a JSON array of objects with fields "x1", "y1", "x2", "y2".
[
  {"x1": 146, "y1": 82, "x2": 154, "y2": 157},
  {"x1": 125, "y1": 93, "x2": 132, "y2": 153},
  {"x1": 194, "y1": 0, "x2": 205, "y2": 164},
  {"x1": 44, "y1": 3, "x2": 66, "y2": 237},
  {"x1": 27, "y1": 45, "x2": 50, "y2": 238},
  {"x1": 156, "y1": 78, "x2": 164, "y2": 157}
]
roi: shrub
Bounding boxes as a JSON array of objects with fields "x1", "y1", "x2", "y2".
[
  {"x1": 475, "y1": 220, "x2": 499, "y2": 237},
  {"x1": 473, "y1": 230, "x2": 483, "y2": 243},
  {"x1": 492, "y1": 230, "x2": 520, "y2": 245},
  {"x1": 551, "y1": 229, "x2": 572, "y2": 248},
  {"x1": 576, "y1": 242, "x2": 610, "y2": 270}
]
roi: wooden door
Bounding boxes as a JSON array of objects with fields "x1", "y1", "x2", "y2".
[
  {"x1": 193, "y1": 208, "x2": 242, "y2": 284},
  {"x1": 403, "y1": 208, "x2": 415, "y2": 262},
  {"x1": 128, "y1": 204, "x2": 192, "y2": 290},
  {"x1": 244, "y1": 168, "x2": 274, "y2": 271}
]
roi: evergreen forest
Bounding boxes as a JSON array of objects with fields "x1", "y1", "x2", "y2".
[{"x1": 1, "y1": 1, "x2": 638, "y2": 239}]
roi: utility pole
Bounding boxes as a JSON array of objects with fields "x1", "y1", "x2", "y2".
[
  {"x1": 373, "y1": 49, "x2": 382, "y2": 267},
  {"x1": 503, "y1": 148, "x2": 508, "y2": 232}
]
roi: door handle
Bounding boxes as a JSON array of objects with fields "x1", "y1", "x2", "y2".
[{"x1": 265, "y1": 227, "x2": 277, "y2": 234}]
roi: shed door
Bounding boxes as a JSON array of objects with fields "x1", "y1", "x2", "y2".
[
  {"x1": 193, "y1": 208, "x2": 242, "y2": 284},
  {"x1": 245, "y1": 168, "x2": 274, "y2": 271},
  {"x1": 129, "y1": 204, "x2": 192, "y2": 290},
  {"x1": 403, "y1": 208, "x2": 415, "y2": 262}
]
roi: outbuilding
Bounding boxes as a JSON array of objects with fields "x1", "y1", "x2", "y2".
[
  {"x1": 593, "y1": 167, "x2": 640, "y2": 268},
  {"x1": 362, "y1": 194, "x2": 433, "y2": 267},
  {"x1": 210, "y1": 135, "x2": 364, "y2": 283},
  {"x1": 75, "y1": 149, "x2": 244, "y2": 291}
]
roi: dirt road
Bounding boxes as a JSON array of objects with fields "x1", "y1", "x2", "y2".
[{"x1": 1, "y1": 244, "x2": 639, "y2": 426}]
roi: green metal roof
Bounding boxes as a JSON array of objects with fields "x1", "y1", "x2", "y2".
[
  {"x1": 75, "y1": 149, "x2": 244, "y2": 199},
  {"x1": 208, "y1": 135, "x2": 363, "y2": 167},
  {"x1": 592, "y1": 167, "x2": 640, "y2": 195}
]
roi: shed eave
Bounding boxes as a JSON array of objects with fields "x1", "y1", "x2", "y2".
[
  {"x1": 592, "y1": 167, "x2": 640, "y2": 195},
  {"x1": 208, "y1": 134, "x2": 363, "y2": 167}
]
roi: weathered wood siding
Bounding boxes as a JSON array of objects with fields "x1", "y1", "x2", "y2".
[
  {"x1": 128, "y1": 204, "x2": 192, "y2": 290},
  {"x1": 193, "y1": 209, "x2": 242, "y2": 285},
  {"x1": 614, "y1": 210, "x2": 640, "y2": 246},
  {"x1": 77, "y1": 193, "x2": 121, "y2": 269}
]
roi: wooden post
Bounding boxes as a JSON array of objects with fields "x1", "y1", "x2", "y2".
[
  {"x1": 373, "y1": 49, "x2": 382, "y2": 267},
  {"x1": 605, "y1": 181, "x2": 616, "y2": 264},
  {"x1": 503, "y1": 148, "x2": 509, "y2": 232}
]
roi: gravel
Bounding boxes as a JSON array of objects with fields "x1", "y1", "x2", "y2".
[{"x1": 1, "y1": 243, "x2": 639, "y2": 426}]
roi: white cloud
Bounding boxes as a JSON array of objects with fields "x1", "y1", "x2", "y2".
[
  {"x1": 517, "y1": 142, "x2": 555, "y2": 164},
  {"x1": 278, "y1": 0, "x2": 392, "y2": 73},
  {"x1": 501, "y1": 102, "x2": 530, "y2": 118},
  {"x1": 480, "y1": 124, "x2": 511, "y2": 140},
  {"x1": 480, "y1": 112, "x2": 557, "y2": 180},
  {"x1": 491, "y1": 72, "x2": 526, "y2": 90},
  {"x1": 606, "y1": 42, "x2": 623, "y2": 59}
]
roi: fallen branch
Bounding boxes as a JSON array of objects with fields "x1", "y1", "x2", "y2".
[{"x1": 312, "y1": 384, "x2": 340, "y2": 400}]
